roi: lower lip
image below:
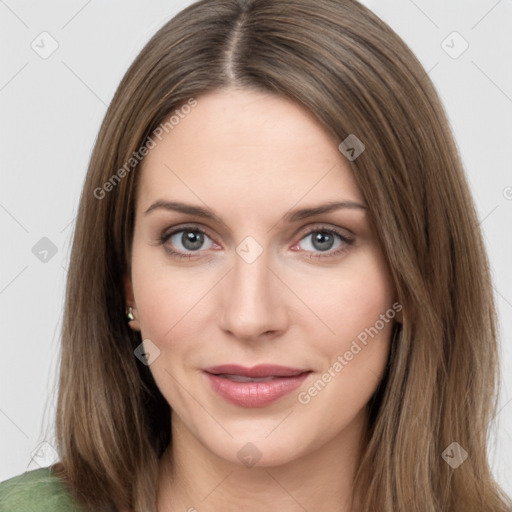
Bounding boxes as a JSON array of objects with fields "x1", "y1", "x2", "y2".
[{"x1": 204, "y1": 372, "x2": 310, "y2": 408}]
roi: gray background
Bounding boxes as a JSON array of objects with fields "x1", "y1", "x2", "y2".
[{"x1": 1, "y1": 0, "x2": 511, "y2": 497}]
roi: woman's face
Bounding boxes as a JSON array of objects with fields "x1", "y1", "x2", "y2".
[{"x1": 126, "y1": 88, "x2": 399, "y2": 466}]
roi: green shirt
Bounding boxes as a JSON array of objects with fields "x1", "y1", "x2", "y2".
[{"x1": 0, "y1": 466, "x2": 84, "y2": 511}]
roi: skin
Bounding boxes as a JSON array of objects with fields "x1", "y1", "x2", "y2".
[{"x1": 124, "y1": 87, "x2": 401, "y2": 512}]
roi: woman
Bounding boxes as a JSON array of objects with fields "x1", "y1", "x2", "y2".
[{"x1": 1, "y1": 0, "x2": 510, "y2": 511}]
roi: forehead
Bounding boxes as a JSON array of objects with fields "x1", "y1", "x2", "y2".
[{"x1": 136, "y1": 88, "x2": 364, "y2": 214}]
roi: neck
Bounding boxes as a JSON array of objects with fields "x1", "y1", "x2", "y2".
[{"x1": 156, "y1": 409, "x2": 368, "y2": 512}]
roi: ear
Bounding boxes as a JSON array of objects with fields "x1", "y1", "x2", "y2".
[{"x1": 124, "y1": 275, "x2": 140, "y2": 332}]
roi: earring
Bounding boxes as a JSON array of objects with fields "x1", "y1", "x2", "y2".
[{"x1": 126, "y1": 306, "x2": 135, "y2": 322}]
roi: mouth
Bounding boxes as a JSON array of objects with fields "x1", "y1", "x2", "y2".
[{"x1": 203, "y1": 364, "x2": 312, "y2": 407}]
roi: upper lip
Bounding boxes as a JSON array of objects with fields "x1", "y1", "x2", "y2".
[{"x1": 203, "y1": 364, "x2": 311, "y2": 378}]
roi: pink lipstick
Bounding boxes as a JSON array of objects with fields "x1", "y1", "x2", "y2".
[{"x1": 203, "y1": 364, "x2": 311, "y2": 407}]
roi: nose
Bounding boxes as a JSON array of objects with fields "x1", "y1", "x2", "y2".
[{"x1": 218, "y1": 248, "x2": 288, "y2": 342}]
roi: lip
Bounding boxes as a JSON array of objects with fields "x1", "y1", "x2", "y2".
[
  {"x1": 204, "y1": 364, "x2": 309, "y2": 378},
  {"x1": 203, "y1": 364, "x2": 311, "y2": 408}
]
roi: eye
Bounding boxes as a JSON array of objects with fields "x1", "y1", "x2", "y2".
[
  {"x1": 159, "y1": 226, "x2": 217, "y2": 259},
  {"x1": 293, "y1": 226, "x2": 354, "y2": 259},
  {"x1": 155, "y1": 224, "x2": 354, "y2": 260}
]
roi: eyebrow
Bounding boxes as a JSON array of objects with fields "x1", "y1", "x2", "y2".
[{"x1": 143, "y1": 199, "x2": 367, "y2": 223}]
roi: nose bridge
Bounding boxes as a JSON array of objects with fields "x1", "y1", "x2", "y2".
[{"x1": 219, "y1": 238, "x2": 286, "y2": 339}]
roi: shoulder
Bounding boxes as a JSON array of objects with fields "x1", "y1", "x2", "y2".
[{"x1": 0, "y1": 465, "x2": 85, "y2": 512}]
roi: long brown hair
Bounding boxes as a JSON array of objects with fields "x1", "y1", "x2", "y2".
[{"x1": 54, "y1": 0, "x2": 511, "y2": 510}]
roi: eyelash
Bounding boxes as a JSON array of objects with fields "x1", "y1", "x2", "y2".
[{"x1": 155, "y1": 224, "x2": 354, "y2": 260}]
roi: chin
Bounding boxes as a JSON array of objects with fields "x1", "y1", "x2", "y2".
[{"x1": 198, "y1": 427, "x2": 314, "y2": 469}]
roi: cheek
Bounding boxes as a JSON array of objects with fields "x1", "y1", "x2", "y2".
[
  {"x1": 130, "y1": 240, "x2": 213, "y2": 344},
  {"x1": 299, "y1": 247, "x2": 396, "y2": 350},
  {"x1": 294, "y1": 253, "x2": 395, "y2": 417},
  {"x1": 130, "y1": 251, "x2": 209, "y2": 405},
  {"x1": 295, "y1": 247, "x2": 396, "y2": 411},
  {"x1": 134, "y1": 281, "x2": 207, "y2": 350}
]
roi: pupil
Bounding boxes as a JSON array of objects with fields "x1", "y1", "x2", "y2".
[{"x1": 313, "y1": 232, "x2": 333, "y2": 251}]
